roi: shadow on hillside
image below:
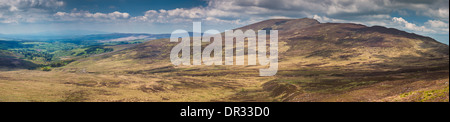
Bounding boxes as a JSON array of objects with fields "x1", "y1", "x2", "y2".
[{"x1": 0, "y1": 57, "x2": 38, "y2": 71}]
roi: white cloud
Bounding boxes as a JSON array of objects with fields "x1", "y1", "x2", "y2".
[
  {"x1": 311, "y1": 15, "x2": 449, "y2": 35},
  {"x1": 418, "y1": 6, "x2": 449, "y2": 22},
  {"x1": 390, "y1": 17, "x2": 449, "y2": 35},
  {"x1": 132, "y1": 8, "x2": 206, "y2": 23},
  {"x1": 313, "y1": 15, "x2": 345, "y2": 23},
  {"x1": 312, "y1": 14, "x2": 392, "y2": 26},
  {"x1": 131, "y1": 8, "x2": 243, "y2": 24},
  {"x1": 9, "y1": 5, "x2": 19, "y2": 11},
  {"x1": 0, "y1": 0, "x2": 64, "y2": 23},
  {"x1": 54, "y1": 10, "x2": 130, "y2": 22},
  {"x1": 436, "y1": 8, "x2": 449, "y2": 21},
  {"x1": 425, "y1": 20, "x2": 449, "y2": 33},
  {"x1": 0, "y1": 0, "x2": 64, "y2": 10},
  {"x1": 392, "y1": 17, "x2": 435, "y2": 33},
  {"x1": 99, "y1": 35, "x2": 150, "y2": 42},
  {"x1": 426, "y1": 20, "x2": 449, "y2": 28}
]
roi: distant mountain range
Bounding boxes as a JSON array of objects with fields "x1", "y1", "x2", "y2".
[
  {"x1": 0, "y1": 32, "x2": 204, "y2": 42},
  {"x1": 0, "y1": 30, "x2": 108, "y2": 40}
]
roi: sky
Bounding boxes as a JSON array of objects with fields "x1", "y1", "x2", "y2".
[{"x1": 0, "y1": 0, "x2": 449, "y2": 44}]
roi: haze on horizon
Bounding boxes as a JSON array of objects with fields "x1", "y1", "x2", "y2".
[{"x1": 0, "y1": 0, "x2": 449, "y2": 44}]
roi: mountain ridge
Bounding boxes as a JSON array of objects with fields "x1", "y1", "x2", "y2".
[{"x1": 63, "y1": 18, "x2": 449, "y2": 72}]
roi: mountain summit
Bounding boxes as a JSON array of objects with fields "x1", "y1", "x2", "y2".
[{"x1": 240, "y1": 18, "x2": 449, "y2": 69}]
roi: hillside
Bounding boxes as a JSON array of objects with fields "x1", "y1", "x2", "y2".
[
  {"x1": 0, "y1": 18, "x2": 448, "y2": 102},
  {"x1": 0, "y1": 50, "x2": 37, "y2": 70},
  {"x1": 0, "y1": 41, "x2": 36, "y2": 70}
]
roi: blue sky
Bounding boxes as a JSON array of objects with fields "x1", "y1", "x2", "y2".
[{"x1": 0, "y1": 0, "x2": 448, "y2": 44}]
